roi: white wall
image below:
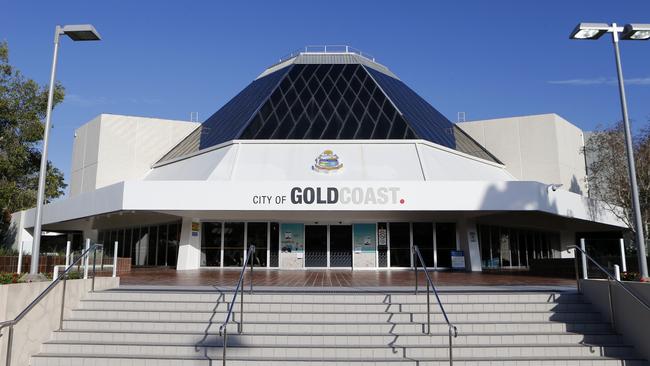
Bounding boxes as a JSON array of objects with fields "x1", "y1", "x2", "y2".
[
  {"x1": 458, "y1": 114, "x2": 588, "y2": 195},
  {"x1": 69, "y1": 114, "x2": 199, "y2": 197}
]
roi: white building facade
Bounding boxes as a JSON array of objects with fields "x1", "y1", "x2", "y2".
[{"x1": 10, "y1": 50, "x2": 625, "y2": 273}]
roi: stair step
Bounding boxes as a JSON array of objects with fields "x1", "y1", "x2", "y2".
[
  {"x1": 78, "y1": 300, "x2": 595, "y2": 312},
  {"x1": 68, "y1": 309, "x2": 604, "y2": 322},
  {"x1": 51, "y1": 330, "x2": 624, "y2": 346},
  {"x1": 61, "y1": 319, "x2": 614, "y2": 334},
  {"x1": 39, "y1": 342, "x2": 639, "y2": 359},
  {"x1": 31, "y1": 354, "x2": 649, "y2": 366},
  {"x1": 87, "y1": 291, "x2": 586, "y2": 304}
]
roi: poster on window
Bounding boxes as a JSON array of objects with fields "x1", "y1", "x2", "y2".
[
  {"x1": 280, "y1": 223, "x2": 304, "y2": 253},
  {"x1": 353, "y1": 224, "x2": 376, "y2": 253}
]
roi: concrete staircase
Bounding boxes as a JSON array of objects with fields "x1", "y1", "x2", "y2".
[{"x1": 31, "y1": 288, "x2": 648, "y2": 365}]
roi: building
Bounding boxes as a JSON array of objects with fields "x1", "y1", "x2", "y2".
[{"x1": 10, "y1": 47, "x2": 625, "y2": 272}]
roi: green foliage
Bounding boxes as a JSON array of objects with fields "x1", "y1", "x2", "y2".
[
  {"x1": 0, "y1": 246, "x2": 17, "y2": 255},
  {"x1": 0, "y1": 272, "x2": 23, "y2": 284},
  {"x1": 0, "y1": 41, "x2": 67, "y2": 245}
]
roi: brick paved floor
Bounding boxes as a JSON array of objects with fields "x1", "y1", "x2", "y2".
[{"x1": 119, "y1": 268, "x2": 575, "y2": 287}]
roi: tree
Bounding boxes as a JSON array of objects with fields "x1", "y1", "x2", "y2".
[
  {"x1": 0, "y1": 41, "x2": 67, "y2": 246},
  {"x1": 585, "y1": 121, "x2": 650, "y2": 255}
]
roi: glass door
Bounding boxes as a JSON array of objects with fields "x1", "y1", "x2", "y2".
[
  {"x1": 223, "y1": 222, "x2": 245, "y2": 266},
  {"x1": 201, "y1": 222, "x2": 222, "y2": 267},
  {"x1": 412, "y1": 223, "x2": 434, "y2": 267},
  {"x1": 435, "y1": 223, "x2": 457, "y2": 268},
  {"x1": 305, "y1": 225, "x2": 328, "y2": 267},
  {"x1": 389, "y1": 223, "x2": 411, "y2": 267},
  {"x1": 247, "y1": 222, "x2": 268, "y2": 267},
  {"x1": 330, "y1": 225, "x2": 352, "y2": 267}
]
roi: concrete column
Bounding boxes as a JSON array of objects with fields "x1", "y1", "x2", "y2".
[
  {"x1": 457, "y1": 219, "x2": 482, "y2": 272},
  {"x1": 176, "y1": 217, "x2": 202, "y2": 270},
  {"x1": 9, "y1": 211, "x2": 32, "y2": 252}
]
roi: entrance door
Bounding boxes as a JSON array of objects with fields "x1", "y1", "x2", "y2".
[
  {"x1": 389, "y1": 223, "x2": 411, "y2": 267},
  {"x1": 435, "y1": 223, "x2": 457, "y2": 268},
  {"x1": 305, "y1": 225, "x2": 328, "y2": 267},
  {"x1": 329, "y1": 225, "x2": 352, "y2": 267}
]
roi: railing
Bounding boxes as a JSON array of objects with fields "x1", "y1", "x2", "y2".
[
  {"x1": 412, "y1": 245, "x2": 458, "y2": 366},
  {"x1": 219, "y1": 245, "x2": 255, "y2": 366},
  {"x1": 277, "y1": 45, "x2": 377, "y2": 65},
  {"x1": 0, "y1": 243, "x2": 103, "y2": 366},
  {"x1": 569, "y1": 245, "x2": 650, "y2": 328}
]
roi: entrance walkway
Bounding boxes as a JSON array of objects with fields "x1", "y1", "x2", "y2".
[{"x1": 119, "y1": 268, "x2": 575, "y2": 287}]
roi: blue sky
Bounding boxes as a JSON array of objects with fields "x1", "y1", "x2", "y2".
[{"x1": 2, "y1": 1, "x2": 650, "y2": 195}]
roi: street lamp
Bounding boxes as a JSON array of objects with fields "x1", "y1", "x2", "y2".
[
  {"x1": 570, "y1": 22, "x2": 650, "y2": 279},
  {"x1": 29, "y1": 25, "x2": 101, "y2": 276}
]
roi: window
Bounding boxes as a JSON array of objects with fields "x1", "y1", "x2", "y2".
[
  {"x1": 201, "y1": 222, "x2": 222, "y2": 267},
  {"x1": 223, "y1": 222, "x2": 245, "y2": 267}
]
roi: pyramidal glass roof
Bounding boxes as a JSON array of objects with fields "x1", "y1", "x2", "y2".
[{"x1": 158, "y1": 48, "x2": 500, "y2": 164}]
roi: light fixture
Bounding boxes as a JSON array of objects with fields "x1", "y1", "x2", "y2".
[
  {"x1": 61, "y1": 24, "x2": 102, "y2": 41},
  {"x1": 569, "y1": 21, "x2": 649, "y2": 279},
  {"x1": 569, "y1": 23, "x2": 610, "y2": 40},
  {"x1": 621, "y1": 24, "x2": 650, "y2": 40}
]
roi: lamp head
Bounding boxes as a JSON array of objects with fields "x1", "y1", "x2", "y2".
[
  {"x1": 570, "y1": 23, "x2": 610, "y2": 40},
  {"x1": 621, "y1": 24, "x2": 650, "y2": 40},
  {"x1": 61, "y1": 24, "x2": 101, "y2": 41}
]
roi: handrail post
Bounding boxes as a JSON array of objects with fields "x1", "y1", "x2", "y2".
[
  {"x1": 239, "y1": 272, "x2": 244, "y2": 334},
  {"x1": 83, "y1": 239, "x2": 90, "y2": 279},
  {"x1": 448, "y1": 325, "x2": 453, "y2": 366},
  {"x1": 608, "y1": 277, "x2": 616, "y2": 328},
  {"x1": 426, "y1": 277, "x2": 431, "y2": 334},
  {"x1": 92, "y1": 248, "x2": 97, "y2": 292},
  {"x1": 5, "y1": 324, "x2": 14, "y2": 366},
  {"x1": 573, "y1": 251, "x2": 581, "y2": 293},
  {"x1": 580, "y1": 238, "x2": 588, "y2": 279},
  {"x1": 59, "y1": 272, "x2": 67, "y2": 330},
  {"x1": 250, "y1": 246, "x2": 254, "y2": 294},
  {"x1": 222, "y1": 327, "x2": 228, "y2": 366},
  {"x1": 413, "y1": 247, "x2": 418, "y2": 295}
]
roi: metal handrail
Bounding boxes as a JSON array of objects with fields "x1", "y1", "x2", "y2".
[
  {"x1": 412, "y1": 245, "x2": 458, "y2": 366},
  {"x1": 569, "y1": 245, "x2": 650, "y2": 327},
  {"x1": 219, "y1": 245, "x2": 255, "y2": 366},
  {"x1": 0, "y1": 243, "x2": 103, "y2": 366}
]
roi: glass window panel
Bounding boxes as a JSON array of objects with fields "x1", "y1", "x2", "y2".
[
  {"x1": 157, "y1": 225, "x2": 168, "y2": 266},
  {"x1": 479, "y1": 225, "x2": 492, "y2": 268},
  {"x1": 389, "y1": 223, "x2": 410, "y2": 267},
  {"x1": 147, "y1": 226, "x2": 157, "y2": 266},
  {"x1": 490, "y1": 227, "x2": 501, "y2": 267},
  {"x1": 322, "y1": 114, "x2": 342, "y2": 139},
  {"x1": 247, "y1": 222, "x2": 267, "y2": 267},
  {"x1": 436, "y1": 223, "x2": 456, "y2": 268},
  {"x1": 511, "y1": 229, "x2": 520, "y2": 267},
  {"x1": 499, "y1": 229, "x2": 511, "y2": 267},
  {"x1": 201, "y1": 222, "x2": 222, "y2": 267},
  {"x1": 412, "y1": 223, "x2": 434, "y2": 266},
  {"x1": 166, "y1": 224, "x2": 180, "y2": 267},
  {"x1": 223, "y1": 222, "x2": 245, "y2": 267}
]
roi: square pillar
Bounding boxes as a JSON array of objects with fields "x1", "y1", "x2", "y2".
[
  {"x1": 458, "y1": 219, "x2": 482, "y2": 272},
  {"x1": 176, "y1": 217, "x2": 201, "y2": 270}
]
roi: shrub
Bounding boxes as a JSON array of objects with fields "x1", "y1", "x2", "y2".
[{"x1": 0, "y1": 272, "x2": 23, "y2": 284}]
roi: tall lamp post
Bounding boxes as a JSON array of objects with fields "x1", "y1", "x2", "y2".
[
  {"x1": 29, "y1": 25, "x2": 101, "y2": 276},
  {"x1": 570, "y1": 22, "x2": 650, "y2": 279}
]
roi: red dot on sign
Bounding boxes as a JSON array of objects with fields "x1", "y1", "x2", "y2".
[{"x1": 400, "y1": 199, "x2": 405, "y2": 204}]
